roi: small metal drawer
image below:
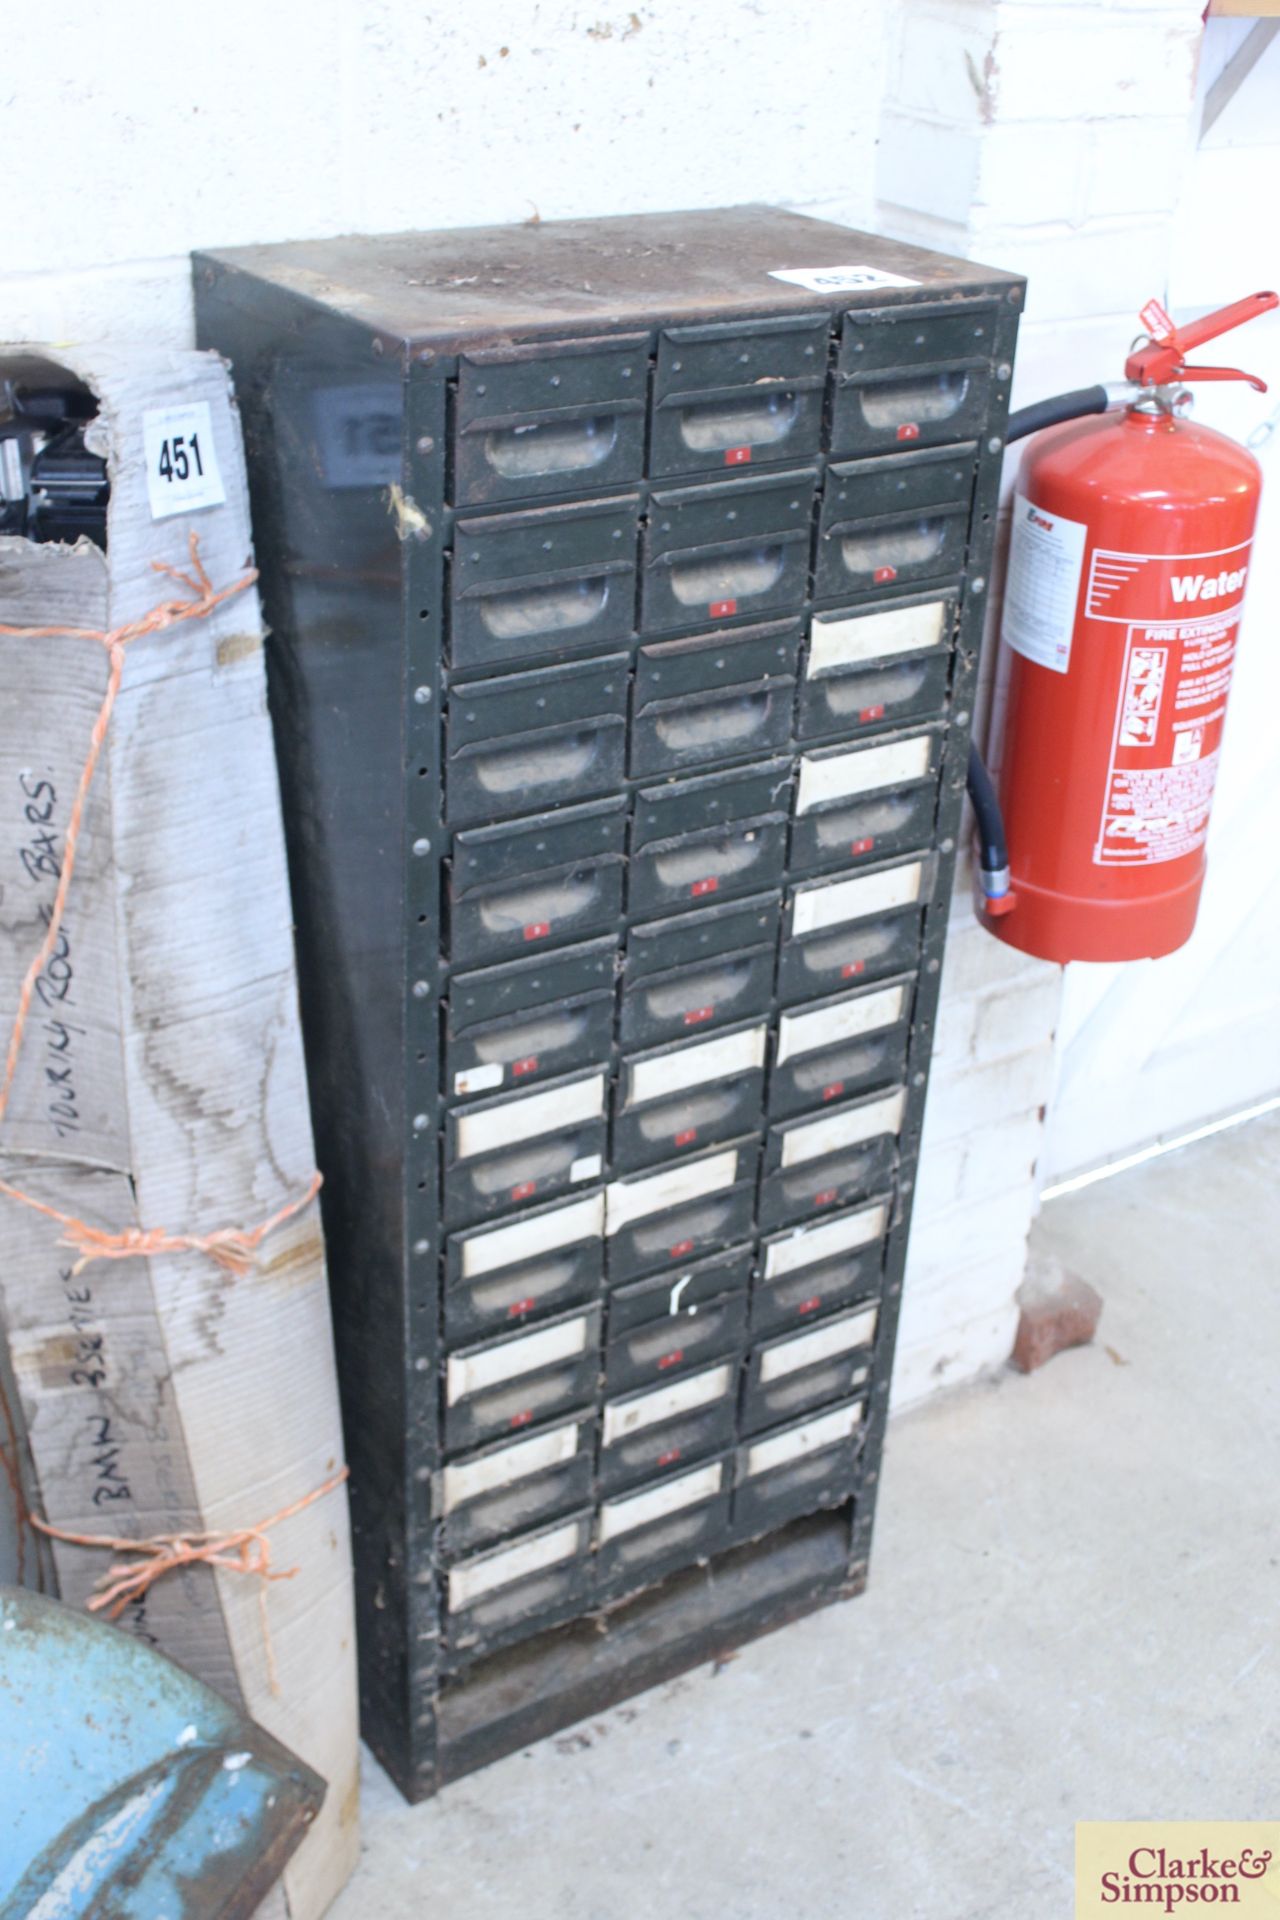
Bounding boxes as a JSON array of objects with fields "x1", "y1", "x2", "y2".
[
  {"x1": 457, "y1": 334, "x2": 649, "y2": 425},
  {"x1": 608, "y1": 1244, "x2": 754, "y2": 1335},
  {"x1": 634, "y1": 759, "x2": 792, "y2": 844},
  {"x1": 442, "y1": 1068, "x2": 609, "y2": 1225},
  {"x1": 446, "y1": 854, "x2": 625, "y2": 967},
  {"x1": 656, "y1": 313, "x2": 829, "y2": 399},
  {"x1": 815, "y1": 502, "x2": 969, "y2": 601},
  {"x1": 442, "y1": 1510, "x2": 594, "y2": 1666},
  {"x1": 758, "y1": 1135, "x2": 898, "y2": 1230},
  {"x1": 450, "y1": 798, "x2": 627, "y2": 894},
  {"x1": 599, "y1": 1359, "x2": 739, "y2": 1493},
  {"x1": 626, "y1": 891, "x2": 781, "y2": 977},
  {"x1": 634, "y1": 618, "x2": 802, "y2": 708},
  {"x1": 447, "y1": 653, "x2": 630, "y2": 750},
  {"x1": 443, "y1": 1305, "x2": 601, "y2": 1453},
  {"x1": 604, "y1": 1287, "x2": 748, "y2": 1394},
  {"x1": 449, "y1": 936, "x2": 617, "y2": 1031},
  {"x1": 789, "y1": 731, "x2": 940, "y2": 877},
  {"x1": 446, "y1": 715, "x2": 628, "y2": 825},
  {"x1": 821, "y1": 443, "x2": 976, "y2": 523},
  {"x1": 768, "y1": 977, "x2": 912, "y2": 1121},
  {"x1": 764, "y1": 1086, "x2": 906, "y2": 1179},
  {"x1": 740, "y1": 1303, "x2": 879, "y2": 1436},
  {"x1": 800, "y1": 590, "x2": 957, "y2": 739},
  {"x1": 641, "y1": 468, "x2": 818, "y2": 633},
  {"x1": 732, "y1": 1399, "x2": 866, "y2": 1537},
  {"x1": 630, "y1": 679, "x2": 793, "y2": 779},
  {"x1": 596, "y1": 1459, "x2": 733, "y2": 1596},
  {"x1": 753, "y1": 1200, "x2": 889, "y2": 1342},
  {"x1": 445, "y1": 1187, "x2": 605, "y2": 1293},
  {"x1": 450, "y1": 494, "x2": 639, "y2": 671},
  {"x1": 798, "y1": 646, "x2": 950, "y2": 742},
  {"x1": 620, "y1": 942, "x2": 775, "y2": 1050},
  {"x1": 779, "y1": 856, "x2": 933, "y2": 1002},
  {"x1": 652, "y1": 310, "x2": 828, "y2": 478},
  {"x1": 455, "y1": 404, "x2": 645, "y2": 509},
  {"x1": 444, "y1": 1232, "x2": 603, "y2": 1346},
  {"x1": 445, "y1": 986, "x2": 615, "y2": 1103},
  {"x1": 831, "y1": 363, "x2": 993, "y2": 458},
  {"x1": 436, "y1": 1415, "x2": 596, "y2": 1559},
  {"x1": 839, "y1": 297, "x2": 998, "y2": 377},
  {"x1": 628, "y1": 815, "x2": 787, "y2": 917},
  {"x1": 606, "y1": 1139, "x2": 760, "y2": 1283},
  {"x1": 613, "y1": 1021, "x2": 768, "y2": 1171}
]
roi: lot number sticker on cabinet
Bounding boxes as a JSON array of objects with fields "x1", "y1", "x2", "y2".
[{"x1": 142, "y1": 403, "x2": 227, "y2": 519}]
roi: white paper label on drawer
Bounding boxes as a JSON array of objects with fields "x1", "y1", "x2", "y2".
[
  {"x1": 776, "y1": 985, "x2": 906, "y2": 1065},
  {"x1": 744, "y1": 1400, "x2": 864, "y2": 1478},
  {"x1": 461, "y1": 1191, "x2": 604, "y2": 1279},
  {"x1": 570, "y1": 1153, "x2": 603, "y2": 1184},
  {"x1": 764, "y1": 1201, "x2": 889, "y2": 1279},
  {"x1": 447, "y1": 1517, "x2": 582, "y2": 1611},
  {"x1": 598, "y1": 1461, "x2": 725, "y2": 1543},
  {"x1": 454, "y1": 1061, "x2": 504, "y2": 1096},
  {"x1": 142, "y1": 402, "x2": 227, "y2": 519},
  {"x1": 768, "y1": 265, "x2": 920, "y2": 294},
  {"x1": 790, "y1": 861, "x2": 925, "y2": 938},
  {"x1": 808, "y1": 600, "x2": 948, "y2": 676},
  {"x1": 780, "y1": 1088, "x2": 906, "y2": 1169},
  {"x1": 446, "y1": 1313, "x2": 590, "y2": 1404},
  {"x1": 606, "y1": 1147, "x2": 739, "y2": 1234},
  {"x1": 601, "y1": 1363, "x2": 733, "y2": 1444},
  {"x1": 796, "y1": 736, "x2": 932, "y2": 814},
  {"x1": 759, "y1": 1305, "x2": 879, "y2": 1383},
  {"x1": 627, "y1": 1024, "x2": 767, "y2": 1108},
  {"x1": 455, "y1": 1073, "x2": 605, "y2": 1161},
  {"x1": 441, "y1": 1421, "x2": 582, "y2": 1513}
]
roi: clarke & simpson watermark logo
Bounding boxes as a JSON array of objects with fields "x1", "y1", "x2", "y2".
[{"x1": 1076, "y1": 1825, "x2": 1280, "y2": 1917}]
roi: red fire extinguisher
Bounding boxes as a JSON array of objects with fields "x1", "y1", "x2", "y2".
[{"x1": 971, "y1": 290, "x2": 1279, "y2": 963}]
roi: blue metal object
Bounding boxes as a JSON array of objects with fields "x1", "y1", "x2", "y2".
[{"x1": 0, "y1": 1587, "x2": 325, "y2": 1918}]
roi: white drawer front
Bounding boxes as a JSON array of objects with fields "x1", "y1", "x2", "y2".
[
  {"x1": 460, "y1": 1191, "x2": 604, "y2": 1279},
  {"x1": 790, "y1": 861, "x2": 925, "y2": 938},
  {"x1": 807, "y1": 598, "x2": 948, "y2": 675},
  {"x1": 446, "y1": 1313, "x2": 590, "y2": 1405},
  {"x1": 775, "y1": 984, "x2": 906, "y2": 1064},
  {"x1": 779, "y1": 1088, "x2": 906, "y2": 1169},
  {"x1": 601, "y1": 1362, "x2": 734, "y2": 1445},
  {"x1": 627, "y1": 1023, "x2": 767, "y2": 1108},
  {"x1": 763, "y1": 1201, "x2": 889, "y2": 1279},
  {"x1": 744, "y1": 1401, "x2": 864, "y2": 1478},
  {"x1": 441, "y1": 1421, "x2": 583, "y2": 1514},
  {"x1": 796, "y1": 735, "x2": 932, "y2": 814},
  {"x1": 758, "y1": 1305, "x2": 879, "y2": 1383},
  {"x1": 455, "y1": 1072, "x2": 606, "y2": 1160},
  {"x1": 447, "y1": 1518, "x2": 582, "y2": 1611},
  {"x1": 606, "y1": 1147, "x2": 740, "y2": 1234},
  {"x1": 598, "y1": 1460, "x2": 725, "y2": 1543}
]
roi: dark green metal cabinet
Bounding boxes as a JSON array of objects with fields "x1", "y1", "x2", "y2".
[{"x1": 193, "y1": 205, "x2": 1022, "y2": 1801}]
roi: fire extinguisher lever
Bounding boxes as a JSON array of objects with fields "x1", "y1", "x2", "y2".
[{"x1": 1124, "y1": 290, "x2": 1279, "y2": 392}]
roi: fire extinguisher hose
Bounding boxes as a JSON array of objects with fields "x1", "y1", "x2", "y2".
[{"x1": 968, "y1": 382, "x2": 1128, "y2": 912}]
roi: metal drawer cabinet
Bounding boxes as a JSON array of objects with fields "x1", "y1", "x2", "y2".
[
  {"x1": 596, "y1": 1458, "x2": 733, "y2": 1598},
  {"x1": 442, "y1": 1510, "x2": 595, "y2": 1667},
  {"x1": 442, "y1": 1068, "x2": 609, "y2": 1226},
  {"x1": 767, "y1": 978, "x2": 913, "y2": 1121},
  {"x1": 435, "y1": 1414, "x2": 596, "y2": 1559},
  {"x1": 450, "y1": 494, "x2": 639, "y2": 672},
  {"x1": 443, "y1": 1305, "x2": 602, "y2": 1453},
  {"x1": 444, "y1": 984, "x2": 615, "y2": 1103},
  {"x1": 650, "y1": 312, "x2": 827, "y2": 478},
  {"x1": 453, "y1": 335, "x2": 649, "y2": 508},
  {"x1": 599, "y1": 1360, "x2": 740, "y2": 1494},
  {"x1": 732, "y1": 1399, "x2": 867, "y2": 1538},
  {"x1": 799, "y1": 590, "x2": 957, "y2": 741},
  {"x1": 753, "y1": 1200, "x2": 889, "y2": 1341},
  {"x1": 790, "y1": 730, "x2": 942, "y2": 878},
  {"x1": 605, "y1": 1139, "x2": 760, "y2": 1282},
  {"x1": 740, "y1": 1302, "x2": 880, "y2": 1435},
  {"x1": 613, "y1": 1021, "x2": 768, "y2": 1171},
  {"x1": 641, "y1": 468, "x2": 818, "y2": 633},
  {"x1": 778, "y1": 856, "x2": 934, "y2": 1003}
]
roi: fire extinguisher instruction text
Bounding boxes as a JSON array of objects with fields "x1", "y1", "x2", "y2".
[{"x1": 1002, "y1": 493, "x2": 1088, "y2": 675}]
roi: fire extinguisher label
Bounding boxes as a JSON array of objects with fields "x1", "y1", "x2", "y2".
[
  {"x1": 1094, "y1": 596, "x2": 1242, "y2": 868},
  {"x1": 1002, "y1": 494, "x2": 1089, "y2": 674}
]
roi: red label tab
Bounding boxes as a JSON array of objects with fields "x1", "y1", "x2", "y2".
[
  {"x1": 510, "y1": 1409, "x2": 533, "y2": 1429},
  {"x1": 510, "y1": 1179, "x2": 537, "y2": 1202},
  {"x1": 669, "y1": 1238, "x2": 695, "y2": 1258},
  {"x1": 850, "y1": 836, "x2": 875, "y2": 856},
  {"x1": 507, "y1": 1296, "x2": 536, "y2": 1318},
  {"x1": 814, "y1": 1188, "x2": 838, "y2": 1208},
  {"x1": 657, "y1": 1348, "x2": 685, "y2": 1371},
  {"x1": 709, "y1": 598, "x2": 738, "y2": 619},
  {"x1": 859, "y1": 703, "x2": 885, "y2": 723},
  {"x1": 896, "y1": 422, "x2": 920, "y2": 441},
  {"x1": 841, "y1": 959, "x2": 866, "y2": 978},
  {"x1": 798, "y1": 1295, "x2": 823, "y2": 1316},
  {"x1": 674, "y1": 1127, "x2": 698, "y2": 1148},
  {"x1": 873, "y1": 565, "x2": 898, "y2": 584},
  {"x1": 724, "y1": 446, "x2": 752, "y2": 467},
  {"x1": 822, "y1": 1081, "x2": 845, "y2": 1102},
  {"x1": 683, "y1": 1004, "x2": 715, "y2": 1026},
  {"x1": 691, "y1": 876, "x2": 719, "y2": 897},
  {"x1": 657, "y1": 1447, "x2": 682, "y2": 1468},
  {"x1": 1140, "y1": 296, "x2": 1175, "y2": 340},
  {"x1": 523, "y1": 921, "x2": 550, "y2": 942},
  {"x1": 512, "y1": 1055, "x2": 538, "y2": 1078}
]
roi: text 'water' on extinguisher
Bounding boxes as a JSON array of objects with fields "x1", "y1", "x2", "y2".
[{"x1": 969, "y1": 289, "x2": 1279, "y2": 964}]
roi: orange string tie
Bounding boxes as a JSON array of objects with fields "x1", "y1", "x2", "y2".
[
  {"x1": 0, "y1": 533, "x2": 322, "y2": 1274},
  {"x1": 30, "y1": 1464, "x2": 350, "y2": 1694}
]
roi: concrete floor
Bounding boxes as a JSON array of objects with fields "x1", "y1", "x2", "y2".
[{"x1": 334, "y1": 1110, "x2": 1280, "y2": 1920}]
